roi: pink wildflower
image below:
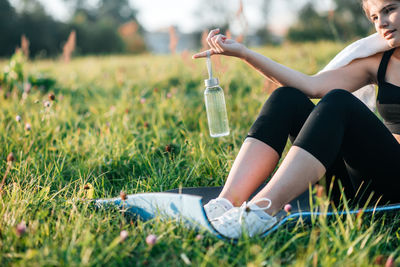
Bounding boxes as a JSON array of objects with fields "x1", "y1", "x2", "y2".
[
  {"x1": 120, "y1": 230, "x2": 128, "y2": 242},
  {"x1": 16, "y1": 221, "x2": 27, "y2": 237},
  {"x1": 284, "y1": 204, "x2": 292, "y2": 213},
  {"x1": 146, "y1": 234, "x2": 157, "y2": 246},
  {"x1": 385, "y1": 255, "x2": 395, "y2": 267},
  {"x1": 25, "y1": 123, "x2": 31, "y2": 131}
]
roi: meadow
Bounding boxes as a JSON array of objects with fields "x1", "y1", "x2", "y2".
[{"x1": 0, "y1": 42, "x2": 399, "y2": 266}]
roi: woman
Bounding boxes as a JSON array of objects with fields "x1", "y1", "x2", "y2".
[{"x1": 192, "y1": 0, "x2": 400, "y2": 239}]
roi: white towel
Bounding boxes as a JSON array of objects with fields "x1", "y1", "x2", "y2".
[{"x1": 319, "y1": 33, "x2": 391, "y2": 111}]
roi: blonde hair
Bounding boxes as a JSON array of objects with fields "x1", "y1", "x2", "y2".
[
  {"x1": 361, "y1": 0, "x2": 400, "y2": 17},
  {"x1": 361, "y1": 0, "x2": 372, "y2": 17},
  {"x1": 361, "y1": 0, "x2": 373, "y2": 18}
]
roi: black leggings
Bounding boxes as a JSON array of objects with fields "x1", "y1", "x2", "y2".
[{"x1": 247, "y1": 87, "x2": 400, "y2": 205}]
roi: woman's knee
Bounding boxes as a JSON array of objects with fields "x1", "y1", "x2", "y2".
[
  {"x1": 259, "y1": 86, "x2": 312, "y2": 117},
  {"x1": 247, "y1": 87, "x2": 314, "y2": 156},
  {"x1": 316, "y1": 89, "x2": 360, "y2": 116},
  {"x1": 321, "y1": 89, "x2": 357, "y2": 107},
  {"x1": 269, "y1": 86, "x2": 309, "y2": 105}
]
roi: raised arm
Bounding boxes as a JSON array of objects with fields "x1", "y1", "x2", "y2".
[{"x1": 193, "y1": 29, "x2": 375, "y2": 98}]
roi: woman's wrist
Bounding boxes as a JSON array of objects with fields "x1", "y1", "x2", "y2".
[{"x1": 239, "y1": 46, "x2": 251, "y2": 61}]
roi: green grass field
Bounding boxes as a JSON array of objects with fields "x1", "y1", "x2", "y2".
[{"x1": 1, "y1": 42, "x2": 399, "y2": 266}]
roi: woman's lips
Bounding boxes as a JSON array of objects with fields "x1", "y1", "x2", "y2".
[{"x1": 384, "y1": 30, "x2": 396, "y2": 39}]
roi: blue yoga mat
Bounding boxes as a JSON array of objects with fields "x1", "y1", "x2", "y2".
[{"x1": 95, "y1": 186, "x2": 400, "y2": 239}]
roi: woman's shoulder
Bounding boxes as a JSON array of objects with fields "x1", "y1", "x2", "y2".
[
  {"x1": 352, "y1": 51, "x2": 383, "y2": 64},
  {"x1": 351, "y1": 52, "x2": 383, "y2": 84}
]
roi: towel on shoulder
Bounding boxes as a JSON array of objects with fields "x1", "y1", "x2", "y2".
[{"x1": 320, "y1": 33, "x2": 391, "y2": 111}]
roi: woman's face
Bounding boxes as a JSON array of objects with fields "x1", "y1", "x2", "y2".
[{"x1": 365, "y1": 0, "x2": 400, "y2": 47}]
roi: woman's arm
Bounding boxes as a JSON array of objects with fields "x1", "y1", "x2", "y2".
[
  {"x1": 242, "y1": 48, "x2": 374, "y2": 98},
  {"x1": 193, "y1": 29, "x2": 375, "y2": 98}
]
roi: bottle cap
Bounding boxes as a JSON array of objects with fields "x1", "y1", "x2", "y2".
[{"x1": 204, "y1": 77, "x2": 219, "y2": 87}]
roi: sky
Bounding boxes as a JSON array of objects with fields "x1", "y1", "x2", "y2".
[
  {"x1": 27, "y1": 0, "x2": 334, "y2": 35},
  {"x1": 133, "y1": 0, "x2": 299, "y2": 34}
]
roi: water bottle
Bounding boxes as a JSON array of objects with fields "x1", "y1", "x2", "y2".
[{"x1": 204, "y1": 51, "x2": 229, "y2": 137}]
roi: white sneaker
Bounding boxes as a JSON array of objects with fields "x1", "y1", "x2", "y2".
[
  {"x1": 204, "y1": 198, "x2": 233, "y2": 221},
  {"x1": 211, "y1": 198, "x2": 277, "y2": 239}
]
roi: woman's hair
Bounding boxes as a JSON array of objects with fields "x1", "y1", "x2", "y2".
[
  {"x1": 361, "y1": 0, "x2": 373, "y2": 18},
  {"x1": 361, "y1": 0, "x2": 400, "y2": 17},
  {"x1": 361, "y1": 0, "x2": 372, "y2": 17}
]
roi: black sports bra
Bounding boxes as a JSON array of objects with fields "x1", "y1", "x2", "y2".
[{"x1": 376, "y1": 48, "x2": 400, "y2": 134}]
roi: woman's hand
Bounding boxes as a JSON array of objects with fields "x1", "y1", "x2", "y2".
[{"x1": 192, "y1": 28, "x2": 247, "y2": 59}]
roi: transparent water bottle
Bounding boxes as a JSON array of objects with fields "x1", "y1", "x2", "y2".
[
  {"x1": 203, "y1": 50, "x2": 229, "y2": 137},
  {"x1": 204, "y1": 77, "x2": 229, "y2": 137}
]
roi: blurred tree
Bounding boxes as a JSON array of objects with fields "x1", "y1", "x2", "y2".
[
  {"x1": 194, "y1": 0, "x2": 273, "y2": 45},
  {"x1": 97, "y1": 0, "x2": 138, "y2": 24},
  {"x1": 193, "y1": 0, "x2": 230, "y2": 34},
  {"x1": 0, "y1": 0, "x2": 19, "y2": 56},
  {"x1": 331, "y1": 0, "x2": 373, "y2": 38},
  {"x1": 287, "y1": 3, "x2": 336, "y2": 42},
  {"x1": 64, "y1": 0, "x2": 141, "y2": 25},
  {"x1": 0, "y1": 0, "x2": 146, "y2": 57},
  {"x1": 287, "y1": 0, "x2": 374, "y2": 42},
  {"x1": 17, "y1": 6, "x2": 68, "y2": 57},
  {"x1": 255, "y1": 0, "x2": 275, "y2": 45},
  {"x1": 0, "y1": 0, "x2": 67, "y2": 58},
  {"x1": 70, "y1": 17, "x2": 125, "y2": 54},
  {"x1": 65, "y1": 0, "x2": 145, "y2": 54},
  {"x1": 14, "y1": 0, "x2": 46, "y2": 14}
]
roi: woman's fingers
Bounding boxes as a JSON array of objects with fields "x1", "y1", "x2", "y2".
[
  {"x1": 214, "y1": 34, "x2": 225, "y2": 52},
  {"x1": 210, "y1": 36, "x2": 220, "y2": 53},
  {"x1": 206, "y1": 29, "x2": 220, "y2": 43},
  {"x1": 210, "y1": 36, "x2": 219, "y2": 53},
  {"x1": 207, "y1": 29, "x2": 220, "y2": 52},
  {"x1": 211, "y1": 34, "x2": 227, "y2": 53},
  {"x1": 192, "y1": 29, "x2": 229, "y2": 59},
  {"x1": 192, "y1": 49, "x2": 214, "y2": 59}
]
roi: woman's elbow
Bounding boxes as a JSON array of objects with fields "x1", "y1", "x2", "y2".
[
  {"x1": 310, "y1": 91, "x2": 324, "y2": 99},
  {"x1": 299, "y1": 77, "x2": 322, "y2": 98},
  {"x1": 305, "y1": 88, "x2": 323, "y2": 98}
]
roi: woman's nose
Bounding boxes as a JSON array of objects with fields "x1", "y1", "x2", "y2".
[{"x1": 377, "y1": 16, "x2": 389, "y2": 28}]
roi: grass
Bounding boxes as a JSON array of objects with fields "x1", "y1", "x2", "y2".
[{"x1": 1, "y1": 41, "x2": 399, "y2": 266}]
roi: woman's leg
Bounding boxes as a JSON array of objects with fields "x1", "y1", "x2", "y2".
[
  {"x1": 251, "y1": 146, "x2": 325, "y2": 214},
  {"x1": 218, "y1": 86, "x2": 315, "y2": 206},
  {"x1": 251, "y1": 89, "x2": 400, "y2": 214},
  {"x1": 218, "y1": 138, "x2": 279, "y2": 206}
]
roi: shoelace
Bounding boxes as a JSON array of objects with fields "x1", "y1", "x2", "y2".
[
  {"x1": 208, "y1": 199, "x2": 223, "y2": 211},
  {"x1": 238, "y1": 198, "x2": 272, "y2": 225}
]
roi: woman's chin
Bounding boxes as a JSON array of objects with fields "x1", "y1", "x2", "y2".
[{"x1": 386, "y1": 38, "x2": 400, "y2": 48}]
